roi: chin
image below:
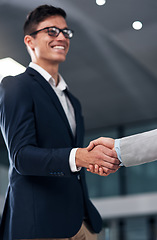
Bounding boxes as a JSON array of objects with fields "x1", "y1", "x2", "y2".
[{"x1": 56, "y1": 56, "x2": 66, "y2": 63}]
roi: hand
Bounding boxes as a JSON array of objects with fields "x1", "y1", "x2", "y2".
[
  {"x1": 86, "y1": 137, "x2": 120, "y2": 176},
  {"x1": 87, "y1": 164, "x2": 120, "y2": 176},
  {"x1": 76, "y1": 145, "x2": 120, "y2": 176},
  {"x1": 87, "y1": 137, "x2": 115, "y2": 151}
]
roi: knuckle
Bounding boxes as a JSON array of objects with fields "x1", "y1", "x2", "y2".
[
  {"x1": 110, "y1": 163, "x2": 114, "y2": 169},
  {"x1": 96, "y1": 145, "x2": 102, "y2": 151},
  {"x1": 106, "y1": 168, "x2": 111, "y2": 174},
  {"x1": 110, "y1": 152, "x2": 116, "y2": 158},
  {"x1": 112, "y1": 158, "x2": 117, "y2": 164}
]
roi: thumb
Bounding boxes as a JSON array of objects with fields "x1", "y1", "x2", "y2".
[{"x1": 86, "y1": 141, "x2": 95, "y2": 151}]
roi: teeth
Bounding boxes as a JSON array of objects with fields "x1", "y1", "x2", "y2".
[{"x1": 53, "y1": 46, "x2": 65, "y2": 49}]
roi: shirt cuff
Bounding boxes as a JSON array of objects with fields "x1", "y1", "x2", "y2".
[
  {"x1": 114, "y1": 139, "x2": 123, "y2": 166},
  {"x1": 69, "y1": 148, "x2": 82, "y2": 172}
]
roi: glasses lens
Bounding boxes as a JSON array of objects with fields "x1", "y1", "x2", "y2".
[
  {"x1": 63, "y1": 29, "x2": 73, "y2": 39},
  {"x1": 47, "y1": 27, "x2": 73, "y2": 39},
  {"x1": 48, "y1": 27, "x2": 59, "y2": 37}
]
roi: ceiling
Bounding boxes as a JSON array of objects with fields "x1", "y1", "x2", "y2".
[{"x1": 0, "y1": 0, "x2": 157, "y2": 131}]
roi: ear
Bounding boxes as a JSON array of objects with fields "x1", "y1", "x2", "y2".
[{"x1": 24, "y1": 35, "x2": 35, "y2": 51}]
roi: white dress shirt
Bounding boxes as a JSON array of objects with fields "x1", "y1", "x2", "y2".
[
  {"x1": 114, "y1": 139, "x2": 123, "y2": 166},
  {"x1": 29, "y1": 62, "x2": 79, "y2": 172}
]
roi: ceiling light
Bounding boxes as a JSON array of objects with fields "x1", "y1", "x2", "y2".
[
  {"x1": 0, "y1": 57, "x2": 26, "y2": 81},
  {"x1": 132, "y1": 21, "x2": 143, "y2": 30},
  {"x1": 96, "y1": 0, "x2": 106, "y2": 6}
]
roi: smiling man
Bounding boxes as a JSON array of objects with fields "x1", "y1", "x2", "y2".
[{"x1": 0, "y1": 4, "x2": 120, "y2": 240}]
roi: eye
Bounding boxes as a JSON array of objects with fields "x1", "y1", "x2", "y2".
[
  {"x1": 48, "y1": 27, "x2": 59, "y2": 36},
  {"x1": 63, "y1": 29, "x2": 73, "y2": 39}
]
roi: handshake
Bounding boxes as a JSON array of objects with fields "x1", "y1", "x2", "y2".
[{"x1": 76, "y1": 137, "x2": 121, "y2": 177}]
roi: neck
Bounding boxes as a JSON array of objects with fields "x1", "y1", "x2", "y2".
[{"x1": 32, "y1": 60, "x2": 59, "y2": 85}]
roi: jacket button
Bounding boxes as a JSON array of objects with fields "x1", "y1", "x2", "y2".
[{"x1": 77, "y1": 174, "x2": 80, "y2": 180}]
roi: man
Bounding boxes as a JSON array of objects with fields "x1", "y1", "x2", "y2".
[
  {"x1": 87, "y1": 129, "x2": 157, "y2": 175},
  {"x1": 0, "y1": 5, "x2": 120, "y2": 240}
]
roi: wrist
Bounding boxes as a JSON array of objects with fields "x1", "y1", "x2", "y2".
[
  {"x1": 75, "y1": 148, "x2": 88, "y2": 168},
  {"x1": 69, "y1": 148, "x2": 81, "y2": 172}
]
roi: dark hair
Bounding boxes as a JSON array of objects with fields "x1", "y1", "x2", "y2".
[{"x1": 23, "y1": 5, "x2": 67, "y2": 36}]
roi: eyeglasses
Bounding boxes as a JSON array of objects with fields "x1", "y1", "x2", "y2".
[{"x1": 29, "y1": 26, "x2": 74, "y2": 39}]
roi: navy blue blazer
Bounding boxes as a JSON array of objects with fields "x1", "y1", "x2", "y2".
[{"x1": 0, "y1": 67, "x2": 102, "y2": 239}]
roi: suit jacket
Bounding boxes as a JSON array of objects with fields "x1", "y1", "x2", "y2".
[
  {"x1": 120, "y1": 129, "x2": 157, "y2": 167},
  {"x1": 0, "y1": 67, "x2": 102, "y2": 240}
]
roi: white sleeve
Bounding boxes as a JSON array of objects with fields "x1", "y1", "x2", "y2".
[
  {"x1": 120, "y1": 129, "x2": 157, "y2": 167},
  {"x1": 69, "y1": 148, "x2": 81, "y2": 172}
]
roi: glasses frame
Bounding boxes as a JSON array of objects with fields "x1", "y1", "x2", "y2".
[{"x1": 29, "y1": 26, "x2": 74, "y2": 39}]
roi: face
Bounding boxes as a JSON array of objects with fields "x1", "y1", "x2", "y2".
[{"x1": 25, "y1": 15, "x2": 70, "y2": 66}]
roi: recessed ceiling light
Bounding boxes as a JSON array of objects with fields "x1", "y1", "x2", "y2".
[
  {"x1": 132, "y1": 21, "x2": 143, "y2": 30},
  {"x1": 96, "y1": 0, "x2": 106, "y2": 6}
]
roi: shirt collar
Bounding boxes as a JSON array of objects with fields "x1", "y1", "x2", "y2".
[{"x1": 29, "y1": 62, "x2": 68, "y2": 91}]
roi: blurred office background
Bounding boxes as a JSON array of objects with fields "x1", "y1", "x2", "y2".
[{"x1": 0, "y1": 0, "x2": 157, "y2": 239}]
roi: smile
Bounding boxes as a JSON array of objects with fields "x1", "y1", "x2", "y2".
[{"x1": 52, "y1": 46, "x2": 65, "y2": 50}]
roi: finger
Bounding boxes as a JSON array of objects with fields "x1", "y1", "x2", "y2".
[
  {"x1": 87, "y1": 165, "x2": 111, "y2": 177},
  {"x1": 92, "y1": 137, "x2": 114, "y2": 149},
  {"x1": 87, "y1": 168, "x2": 93, "y2": 173},
  {"x1": 92, "y1": 146, "x2": 119, "y2": 164},
  {"x1": 86, "y1": 165, "x2": 99, "y2": 174},
  {"x1": 97, "y1": 145, "x2": 118, "y2": 159},
  {"x1": 102, "y1": 166, "x2": 120, "y2": 174},
  {"x1": 89, "y1": 164, "x2": 99, "y2": 173},
  {"x1": 98, "y1": 167, "x2": 109, "y2": 176},
  {"x1": 87, "y1": 137, "x2": 105, "y2": 151},
  {"x1": 100, "y1": 160, "x2": 120, "y2": 170},
  {"x1": 86, "y1": 165, "x2": 95, "y2": 173},
  {"x1": 87, "y1": 141, "x2": 95, "y2": 151},
  {"x1": 89, "y1": 164, "x2": 94, "y2": 172},
  {"x1": 98, "y1": 156, "x2": 120, "y2": 167}
]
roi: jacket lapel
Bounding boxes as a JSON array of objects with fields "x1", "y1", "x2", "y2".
[
  {"x1": 66, "y1": 90, "x2": 84, "y2": 147},
  {"x1": 26, "y1": 67, "x2": 74, "y2": 139}
]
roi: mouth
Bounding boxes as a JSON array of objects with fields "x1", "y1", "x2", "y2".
[
  {"x1": 51, "y1": 45, "x2": 65, "y2": 50},
  {"x1": 53, "y1": 45, "x2": 65, "y2": 50}
]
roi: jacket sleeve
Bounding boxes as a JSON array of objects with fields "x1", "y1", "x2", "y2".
[
  {"x1": 120, "y1": 129, "x2": 157, "y2": 167},
  {"x1": 0, "y1": 76, "x2": 74, "y2": 177}
]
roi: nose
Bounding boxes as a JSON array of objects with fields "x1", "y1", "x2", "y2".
[{"x1": 56, "y1": 31, "x2": 67, "y2": 40}]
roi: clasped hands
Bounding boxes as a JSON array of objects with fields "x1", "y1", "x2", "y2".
[{"x1": 76, "y1": 137, "x2": 121, "y2": 177}]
